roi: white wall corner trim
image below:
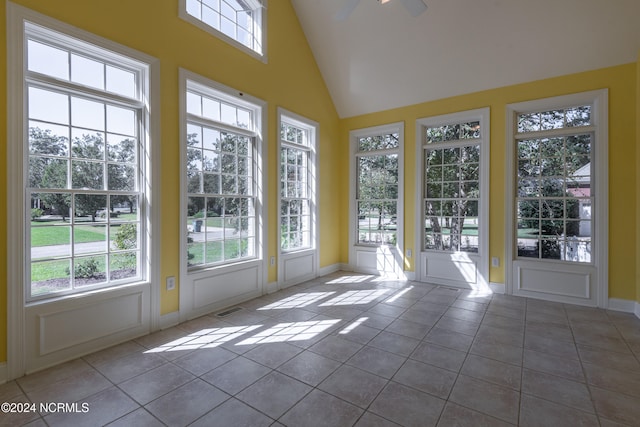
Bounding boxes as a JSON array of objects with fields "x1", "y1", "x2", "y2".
[
  {"x1": 607, "y1": 298, "x2": 637, "y2": 313},
  {"x1": 318, "y1": 263, "x2": 344, "y2": 277},
  {"x1": 0, "y1": 363, "x2": 7, "y2": 385},
  {"x1": 489, "y1": 282, "x2": 506, "y2": 294},
  {"x1": 159, "y1": 311, "x2": 181, "y2": 330},
  {"x1": 266, "y1": 281, "x2": 279, "y2": 294}
]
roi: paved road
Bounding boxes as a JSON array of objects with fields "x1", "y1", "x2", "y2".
[{"x1": 31, "y1": 225, "x2": 228, "y2": 259}]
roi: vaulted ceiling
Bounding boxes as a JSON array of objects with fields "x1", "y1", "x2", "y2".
[{"x1": 291, "y1": 0, "x2": 640, "y2": 118}]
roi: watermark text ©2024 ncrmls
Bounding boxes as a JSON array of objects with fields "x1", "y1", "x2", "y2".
[{"x1": 1, "y1": 401, "x2": 90, "y2": 414}]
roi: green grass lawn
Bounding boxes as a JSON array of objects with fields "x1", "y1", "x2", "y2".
[
  {"x1": 188, "y1": 239, "x2": 249, "y2": 266},
  {"x1": 31, "y1": 219, "x2": 136, "y2": 247},
  {"x1": 31, "y1": 259, "x2": 71, "y2": 284},
  {"x1": 424, "y1": 226, "x2": 479, "y2": 235},
  {"x1": 31, "y1": 224, "x2": 108, "y2": 246}
]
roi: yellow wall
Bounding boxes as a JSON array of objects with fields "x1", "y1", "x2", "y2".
[
  {"x1": 0, "y1": 0, "x2": 341, "y2": 364},
  {"x1": 340, "y1": 64, "x2": 638, "y2": 300}
]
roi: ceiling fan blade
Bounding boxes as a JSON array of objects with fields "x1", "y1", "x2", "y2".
[
  {"x1": 399, "y1": 0, "x2": 427, "y2": 17},
  {"x1": 335, "y1": 0, "x2": 361, "y2": 21}
]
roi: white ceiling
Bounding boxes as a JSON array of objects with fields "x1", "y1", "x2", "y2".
[{"x1": 291, "y1": 0, "x2": 640, "y2": 118}]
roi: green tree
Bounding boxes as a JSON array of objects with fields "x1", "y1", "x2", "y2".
[
  {"x1": 516, "y1": 110, "x2": 591, "y2": 259},
  {"x1": 357, "y1": 151, "x2": 398, "y2": 236},
  {"x1": 425, "y1": 134, "x2": 480, "y2": 252},
  {"x1": 29, "y1": 127, "x2": 71, "y2": 221},
  {"x1": 108, "y1": 138, "x2": 137, "y2": 213}
]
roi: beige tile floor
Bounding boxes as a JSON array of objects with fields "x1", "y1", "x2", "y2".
[{"x1": 2, "y1": 272, "x2": 640, "y2": 426}]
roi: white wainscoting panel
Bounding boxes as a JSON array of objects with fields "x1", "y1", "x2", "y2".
[
  {"x1": 420, "y1": 253, "x2": 479, "y2": 289},
  {"x1": 193, "y1": 265, "x2": 259, "y2": 310},
  {"x1": 354, "y1": 246, "x2": 403, "y2": 278},
  {"x1": 356, "y1": 249, "x2": 378, "y2": 271},
  {"x1": 25, "y1": 283, "x2": 151, "y2": 373},
  {"x1": 282, "y1": 251, "x2": 316, "y2": 288},
  {"x1": 39, "y1": 292, "x2": 143, "y2": 356},
  {"x1": 516, "y1": 265, "x2": 591, "y2": 299}
]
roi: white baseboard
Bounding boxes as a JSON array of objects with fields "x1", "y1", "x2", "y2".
[
  {"x1": 404, "y1": 271, "x2": 416, "y2": 281},
  {"x1": 489, "y1": 282, "x2": 505, "y2": 294},
  {"x1": 265, "y1": 281, "x2": 278, "y2": 294},
  {"x1": 608, "y1": 298, "x2": 637, "y2": 313},
  {"x1": 159, "y1": 311, "x2": 180, "y2": 330},
  {"x1": 607, "y1": 298, "x2": 640, "y2": 320},
  {"x1": 0, "y1": 362, "x2": 7, "y2": 385},
  {"x1": 318, "y1": 263, "x2": 344, "y2": 277}
]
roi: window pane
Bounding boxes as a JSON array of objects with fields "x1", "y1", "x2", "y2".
[
  {"x1": 71, "y1": 97, "x2": 105, "y2": 130},
  {"x1": 107, "y1": 105, "x2": 136, "y2": 136},
  {"x1": 25, "y1": 23, "x2": 146, "y2": 300},
  {"x1": 516, "y1": 127, "x2": 592, "y2": 263},
  {"x1": 203, "y1": 97, "x2": 221, "y2": 121},
  {"x1": 187, "y1": 0, "x2": 202, "y2": 18},
  {"x1": 73, "y1": 255, "x2": 107, "y2": 287},
  {"x1": 237, "y1": 108, "x2": 251, "y2": 129},
  {"x1": 187, "y1": 92, "x2": 202, "y2": 116},
  {"x1": 110, "y1": 195, "x2": 138, "y2": 221},
  {"x1": 220, "y1": 103, "x2": 236, "y2": 126},
  {"x1": 107, "y1": 136, "x2": 136, "y2": 162},
  {"x1": 110, "y1": 252, "x2": 138, "y2": 280},
  {"x1": 30, "y1": 157, "x2": 68, "y2": 188},
  {"x1": 566, "y1": 106, "x2": 591, "y2": 127},
  {"x1": 28, "y1": 40, "x2": 69, "y2": 80},
  {"x1": 29, "y1": 87, "x2": 69, "y2": 125},
  {"x1": 31, "y1": 259, "x2": 71, "y2": 296},
  {"x1": 74, "y1": 224, "x2": 107, "y2": 255},
  {"x1": 74, "y1": 194, "x2": 107, "y2": 220},
  {"x1": 106, "y1": 65, "x2": 136, "y2": 98},
  {"x1": 72, "y1": 131, "x2": 105, "y2": 160},
  {"x1": 31, "y1": 224, "x2": 71, "y2": 259},
  {"x1": 29, "y1": 121, "x2": 70, "y2": 157},
  {"x1": 424, "y1": 143, "x2": 481, "y2": 253},
  {"x1": 108, "y1": 163, "x2": 135, "y2": 191},
  {"x1": 203, "y1": 128, "x2": 220, "y2": 151},
  {"x1": 71, "y1": 54, "x2": 104, "y2": 90}
]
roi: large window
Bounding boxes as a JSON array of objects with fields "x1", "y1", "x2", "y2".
[
  {"x1": 23, "y1": 22, "x2": 150, "y2": 300},
  {"x1": 184, "y1": 78, "x2": 260, "y2": 269},
  {"x1": 181, "y1": 0, "x2": 265, "y2": 58},
  {"x1": 515, "y1": 106, "x2": 594, "y2": 262},
  {"x1": 278, "y1": 113, "x2": 317, "y2": 252},
  {"x1": 355, "y1": 132, "x2": 400, "y2": 246},
  {"x1": 423, "y1": 121, "x2": 482, "y2": 253}
]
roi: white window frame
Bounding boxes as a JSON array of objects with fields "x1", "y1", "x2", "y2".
[
  {"x1": 349, "y1": 123, "x2": 405, "y2": 278},
  {"x1": 179, "y1": 67, "x2": 266, "y2": 270},
  {"x1": 179, "y1": 0, "x2": 267, "y2": 62},
  {"x1": 277, "y1": 108, "x2": 319, "y2": 287},
  {"x1": 7, "y1": 2, "x2": 160, "y2": 378},
  {"x1": 415, "y1": 108, "x2": 490, "y2": 288},
  {"x1": 505, "y1": 90, "x2": 609, "y2": 306}
]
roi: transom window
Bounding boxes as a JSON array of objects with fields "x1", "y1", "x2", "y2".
[
  {"x1": 515, "y1": 106, "x2": 593, "y2": 262},
  {"x1": 182, "y1": 0, "x2": 264, "y2": 58},
  {"x1": 24, "y1": 22, "x2": 149, "y2": 300},
  {"x1": 279, "y1": 119, "x2": 312, "y2": 251},
  {"x1": 422, "y1": 121, "x2": 481, "y2": 253},
  {"x1": 356, "y1": 133, "x2": 399, "y2": 245},
  {"x1": 184, "y1": 80, "x2": 259, "y2": 268}
]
